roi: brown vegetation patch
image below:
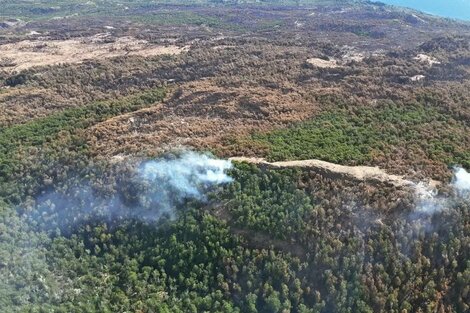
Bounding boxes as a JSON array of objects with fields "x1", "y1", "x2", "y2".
[
  {"x1": 87, "y1": 80, "x2": 315, "y2": 157},
  {"x1": 0, "y1": 87, "x2": 73, "y2": 126}
]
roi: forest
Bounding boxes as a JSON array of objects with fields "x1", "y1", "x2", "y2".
[{"x1": 0, "y1": 0, "x2": 469, "y2": 312}]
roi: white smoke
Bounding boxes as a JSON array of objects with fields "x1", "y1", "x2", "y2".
[
  {"x1": 414, "y1": 166, "x2": 470, "y2": 214},
  {"x1": 451, "y1": 166, "x2": 470, "y2": 194},
  {"x1": 140, "y1": 151, "x2": 233, "y2": 199},
  {"x1": 414, "y1": 182, "x2": 444, "y2": 214},
  {"x1": 28, "y1": 151, "x2": 234, "y2": 231}
]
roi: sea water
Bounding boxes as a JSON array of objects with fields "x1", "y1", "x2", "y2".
[{"x1": 376, "y1": 0, "x2": 470, "y2": 21}]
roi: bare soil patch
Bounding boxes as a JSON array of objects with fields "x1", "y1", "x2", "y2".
[
  {"x1": 229, "y1": 156, "x2": 416, "y2": 188},
  {"x1": 306, "y1": 57, "x2": 339, "y2": 68},
  {"x1": 413, "y1": 53, "x2": 441, "y2": 66},
  {"x1": 0, "y1": 34, "x2": 188, "y2": 72}
]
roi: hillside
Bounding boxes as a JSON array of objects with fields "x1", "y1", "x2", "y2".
[{"x1": 0, "y1": 1, "x2": 469, "y2": 312}]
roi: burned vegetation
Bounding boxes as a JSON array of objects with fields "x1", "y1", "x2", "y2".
[{"x1": 0, "y1": 1, "x2": 469, "y2": 312}]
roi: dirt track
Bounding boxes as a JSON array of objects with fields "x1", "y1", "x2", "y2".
[{"x1": 229, "y1": 157, "x2": 419, "y2": 188}]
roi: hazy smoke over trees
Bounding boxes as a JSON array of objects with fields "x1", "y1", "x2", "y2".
[
  {"x1": 415, "y1": 166, "x2": 470, "y2": 214},
  {"x1": 141, "y1": 151, "x2": 233, "y2": 199},
  {"x1": 452, "y1": 166, "x2": 470, "y2": 193},
  {"x1": 27, "y1": 152, "x2": 233, "y2": 232}
]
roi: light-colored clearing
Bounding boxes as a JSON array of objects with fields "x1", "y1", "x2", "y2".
[
  {"x1": 306, "y1": 57, "x2": 339, "y2": 68},
  {"x1": 0, "y1": 34, "x2": 188, "y2": 72},
  {"x1": 410, "y1": 74, "x2": 426, "y2": 82},
  {"x1": 230, "y1": 157, "x2": 415, "y2": 187},
  {"x1": 411, "y1": 14, "x2": 426, "y2": 23},
  {"x1": 414, "y1": 54, "x2": 441, "y2": 66},
  {"x1": 212, "y1": 45, "x2": 236, "y2": 50},
  {"x1": 231, "y1": 157, "x2": 442, "y2": 194}
]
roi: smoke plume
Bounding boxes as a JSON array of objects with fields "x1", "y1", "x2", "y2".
[
  {"x1": 141, "y1": 151, "x2": 233, "y2": 199},
  {"x1": 27, "y1": 151, "x2": 233, "y2": 231},
  {"x1": 414, "y1": 181, "x2": 443, "y2": 214},
  {"x1": 451, "y1": 166, "x2": 470, "y2": 194},
  {"x1": 414, "y1": 166, "x2": 470, "y2": 214}
]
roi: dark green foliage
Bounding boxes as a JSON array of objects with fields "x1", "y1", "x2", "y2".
[
  {"x1": 5, "y1": 73, "x2": 27, "y2": 87},
  {"x1": 0, "y1": 86, "x2": 468, "y2": 312},
  {"x1": 254, "y1": 103, "x2": 470, "y2": 169},
  {"x1": 1, "y1": 163, "x2": 469, "y2": 312},
  {"x1": 0, "y1": 87, "x2": 166, "y2": 203},
  {"x1": 1, "y1": 204, "x2": 313, "y2": 312},
  {"x1": 0, "y1": 2, "x2": 469, "y2": 313},
  {"x1": 223, "y1": 163, "x2": 313, "y2": 239}
]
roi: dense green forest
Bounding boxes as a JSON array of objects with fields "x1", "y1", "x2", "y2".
[
  {"x1": 249, "y1": 103, "x2": 470, "y2": 178},
  {"x1": 1, "y1": 159, "x2": 469, "y2": 312}
]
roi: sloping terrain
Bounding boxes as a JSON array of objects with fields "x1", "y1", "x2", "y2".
[
  {"x1": 87, "y1": 79, "x2": 314, "y2": 157},
  {"x1": 0, "y1": 1, "x2": 469, "y2": 313}
]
